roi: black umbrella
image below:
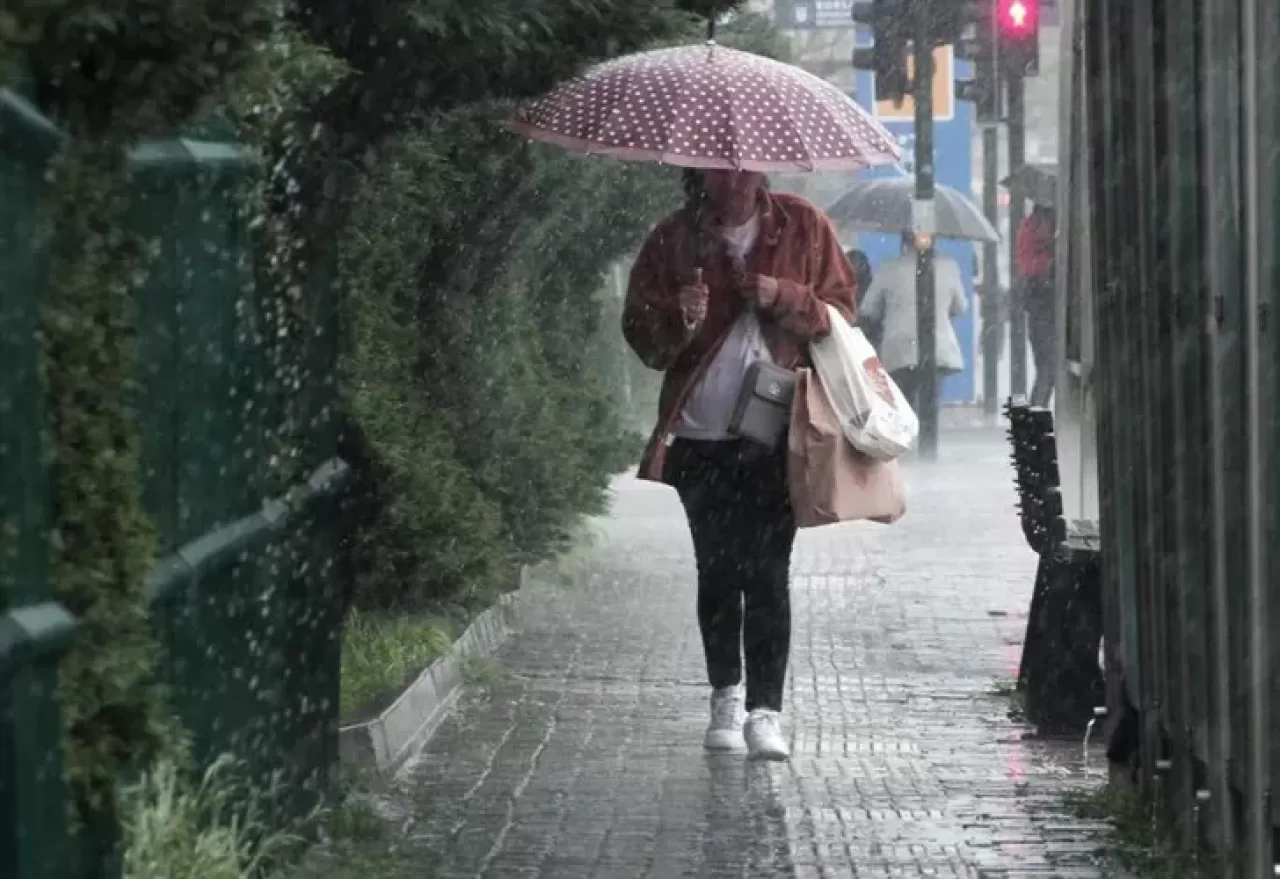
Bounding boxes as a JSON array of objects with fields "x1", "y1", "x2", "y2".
[
  {"x1": 827, "y1": 177, "x2": 1000, "y2": 243},
  {"x1": 1001, "y1": 162, "x2": 1058, "y2": 208}
]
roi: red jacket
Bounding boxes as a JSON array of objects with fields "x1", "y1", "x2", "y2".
[
  {"x1": 1015, "y1": 212, "x2": 1055, "y2": 280},
  {"x1": 622, "y1": 191, "x2": 856, "y2": 483}
]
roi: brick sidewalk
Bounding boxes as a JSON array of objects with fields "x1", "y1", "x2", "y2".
[{"x1": 394, "y1": 432, "x2": 1113, "y2": 878}]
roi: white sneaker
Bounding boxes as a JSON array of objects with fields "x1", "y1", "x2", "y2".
[
  {"x1": 704, "y1": 685, "x2": 746, "y2": 751},
  {"x1": 744, "y1": 709, "x2": 790, "y2": 761}
]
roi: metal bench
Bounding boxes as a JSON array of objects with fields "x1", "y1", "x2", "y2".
[{"x1": 1005, "y1": 400, "x2": 1104, "y2": 735}]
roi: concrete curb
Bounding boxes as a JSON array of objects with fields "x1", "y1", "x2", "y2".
[{"x1": 337, "y1": 551, "x2": 595, "y2": 774}]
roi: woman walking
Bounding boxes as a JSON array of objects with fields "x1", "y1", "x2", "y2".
[
  {"x1": 622, "y1": 170, "x2": 855, "y2": 761},
  {"x1": 859, "y1": 231, "x2": 968, "y2": 409}
]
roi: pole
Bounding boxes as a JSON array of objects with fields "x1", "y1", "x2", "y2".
[
  {"x1": 912, "y1": 14, "x2": 938, "y2": 459},
  {"x1": 1240, "y1": 0, "x2": 1271, "y2": 873},
  {"x1": 981, "y1": 125, "x2": 1001, "y2": 420},
  {"x1": 1006, "y1": 72, "x2": 1028, "y2": 399}
]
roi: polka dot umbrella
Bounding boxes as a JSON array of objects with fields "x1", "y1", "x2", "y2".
[{"x1": 509, "y1": 43, "x2": 902, "y2": 172}]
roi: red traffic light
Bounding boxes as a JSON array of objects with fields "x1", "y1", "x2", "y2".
[{"x1": 998, "y1": 0, "x2": 1038, "y2": 34}]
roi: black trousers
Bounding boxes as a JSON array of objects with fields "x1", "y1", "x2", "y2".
[
  {"x1": 667, "y1": 438, "x2": 797, "y2": 712},
  {"x1": 1024, "y1": 277, "x2": 1057, "y2": 407}
]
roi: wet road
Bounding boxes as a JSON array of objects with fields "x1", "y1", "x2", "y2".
[{"x1": 395, "y1": 432, "x2": 1114, "y2": 878}]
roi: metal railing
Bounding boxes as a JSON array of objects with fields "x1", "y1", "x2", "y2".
[{"x1": 0, "y1": 85, "x2": 347, "y2": 877}]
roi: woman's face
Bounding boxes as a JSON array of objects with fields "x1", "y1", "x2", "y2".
[{"x1": 702, "y1": 170, "x2": 765, "y2": 220}]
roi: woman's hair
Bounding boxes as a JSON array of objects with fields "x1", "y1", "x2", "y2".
[
  {"x1": 681, "y1": 167, "x2": 705, "y2": 207},
  {"x1": 680, "y1": 168, "x2": 771, "y2": 266},
  {"x1": 681, "y1": 169, "x2": 714, "y2": 266}
]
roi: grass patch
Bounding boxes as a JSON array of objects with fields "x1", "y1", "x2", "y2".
[
  {"x1": 284, "y1": 767, "x2": 415, "y2": 879},
  {"x1": 325, "y1": 796, "x2": 386, "y2": 844},
  {"x1": 120, "y1": 755, "x2": 299, "y2": 879},
  {"x1": 340, "y1": 610, "x2": 454, "y2": 719},
  {"x1": 286, "y1": 803, "x2": 406, "y2": 879},
  {"x1": 1063, "y1": 781, "x2": 1210, "y2": 877},
  {"x1": 121, "y1": 751, "x2": 415, "y2": 879}
]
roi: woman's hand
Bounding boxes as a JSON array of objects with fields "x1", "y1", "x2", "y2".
[
  {"x1": 678, "y1": 268, "x2": 710, "y2": 331},
  {"x1": 736, "y1": 272, "x2": 780, "y2": 310}
]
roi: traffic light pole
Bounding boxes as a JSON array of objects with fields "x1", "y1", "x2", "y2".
[
  {"x1": 912, "y1": 12, "x2": 938, "y2": 459},
  {"x1": 981, "y1": 125, "x2": 1000, "y2": 419},
  {"x1": 1006, "y1": 71, "x2": 1028, "y2": 399}
]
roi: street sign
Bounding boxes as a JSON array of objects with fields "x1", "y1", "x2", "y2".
[
  {"x1": 873, "y1": 45, "x2": 955, "y2": 121},
  {"x1": 773, "y1": 0, "x2": 857, "y2": 29}
]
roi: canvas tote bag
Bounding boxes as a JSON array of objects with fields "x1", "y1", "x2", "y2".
[{"x1": 787, "y1": 368, "x2": 906, "y2": 528}]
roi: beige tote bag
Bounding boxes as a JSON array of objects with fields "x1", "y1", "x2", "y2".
[{"x1": 787, "y1": 368, "x2": 906, "y2": 528}]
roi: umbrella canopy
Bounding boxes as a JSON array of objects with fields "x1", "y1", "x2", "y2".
[
  {"x1": 509, "y1": 43, "x2": 900, "y2": 172},
  {"x1": 1001, "y1": 163, "x2": 1058, "y2": 207},
  {"x1": 826, "y1": 178, "x2": 1000, "y2": 242}
]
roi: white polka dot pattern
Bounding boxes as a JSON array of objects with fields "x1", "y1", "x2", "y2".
[{"x1": 509, "y1": 44, "x2": 903, "y2": 172}]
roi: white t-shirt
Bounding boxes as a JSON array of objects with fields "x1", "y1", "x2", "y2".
[{"x1": 675, "y1": 215, "x2": 774, "y2": 441}]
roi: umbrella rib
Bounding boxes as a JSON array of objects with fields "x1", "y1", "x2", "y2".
[
  {"x1": 594, "y1": 61, "x2": 658, "y2": 153},
  {"x1": 771, "y1": 79, "x2": 817, "y2": 172},
  {"x1": 724, "y1": 72, "x2": 747, "y2": 170}
]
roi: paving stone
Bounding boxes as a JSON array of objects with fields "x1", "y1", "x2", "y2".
[{"x1": 394, "y1": 433, "x2": 1114, "y2": 877}]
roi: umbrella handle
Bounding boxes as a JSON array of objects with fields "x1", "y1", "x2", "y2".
[{"x1": 694, "y1": 267, "x2": 703, "y2": 287}]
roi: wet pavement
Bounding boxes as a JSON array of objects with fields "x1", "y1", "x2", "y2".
[{"x1": 394, "y1": 431, "x2": 1115, "y2": 878}]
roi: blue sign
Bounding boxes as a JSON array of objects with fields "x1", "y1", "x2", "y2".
[
  {"x1": 771, "y1": 0, "x2": 857, "y2": 29},
  {"x1": 851, "y1": 56, "x2": 979, "y2": 405}
]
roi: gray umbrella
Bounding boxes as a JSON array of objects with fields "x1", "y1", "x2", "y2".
[
  {"x1": 1001, "y1": 163, "x2": 1058, "y2": 207},
  {"x1": 827, "y1": 177, "x2": 1000, "y2": 243}
]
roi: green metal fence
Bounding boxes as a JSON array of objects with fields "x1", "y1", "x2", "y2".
[
  {"x1": 0, "y1": 85, "x2": 80, "y2": 879},
  {"x1": 0, "y1": 86, "x2": 347, "y2": 877},
  {"x1": 1080, "y1": 0, "x2": 1279, "y2": 872}
]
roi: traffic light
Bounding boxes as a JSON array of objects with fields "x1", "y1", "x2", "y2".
[
  {"x1": 996, "y1": 0, "x2": 1039, "y2": 76},
  {"x1": 929, "y1": 0, "x2": 976, "y2": 45},
  {"x1": 955, "y1": 76, "x2": 1000, "y2": 123},
  {"x1": 850, "y1": 0, "x2": 911, "y2": 104},
  {"x1": 954, "y1": 0, "x2": 1001, "y2": 122}
]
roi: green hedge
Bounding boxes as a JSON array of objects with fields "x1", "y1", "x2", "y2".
[
  {"x1": 324, "y1": 5, "x2": 783, "y2": 615},
  {"x1": 2, "y1": 0, "x2": 280, "y2": 823},
  {"x1": 338, "y1": 106, "x2": 680, "y2": 613}
]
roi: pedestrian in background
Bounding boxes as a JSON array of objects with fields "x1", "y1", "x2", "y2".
[
  {"x1": 1016, "y1": 204, "x2": 1057, "y2": 407},
  {"x1": 859, "y1": 231, "x2": 967, "y2": 409},
  {"x1": 622, "y1": 168, "x2": 855, "y2": 761}
]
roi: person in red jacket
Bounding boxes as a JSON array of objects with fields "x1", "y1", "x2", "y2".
[{"x1": 1015, "y1": 205, "x2": 1057, "y2": 406}]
